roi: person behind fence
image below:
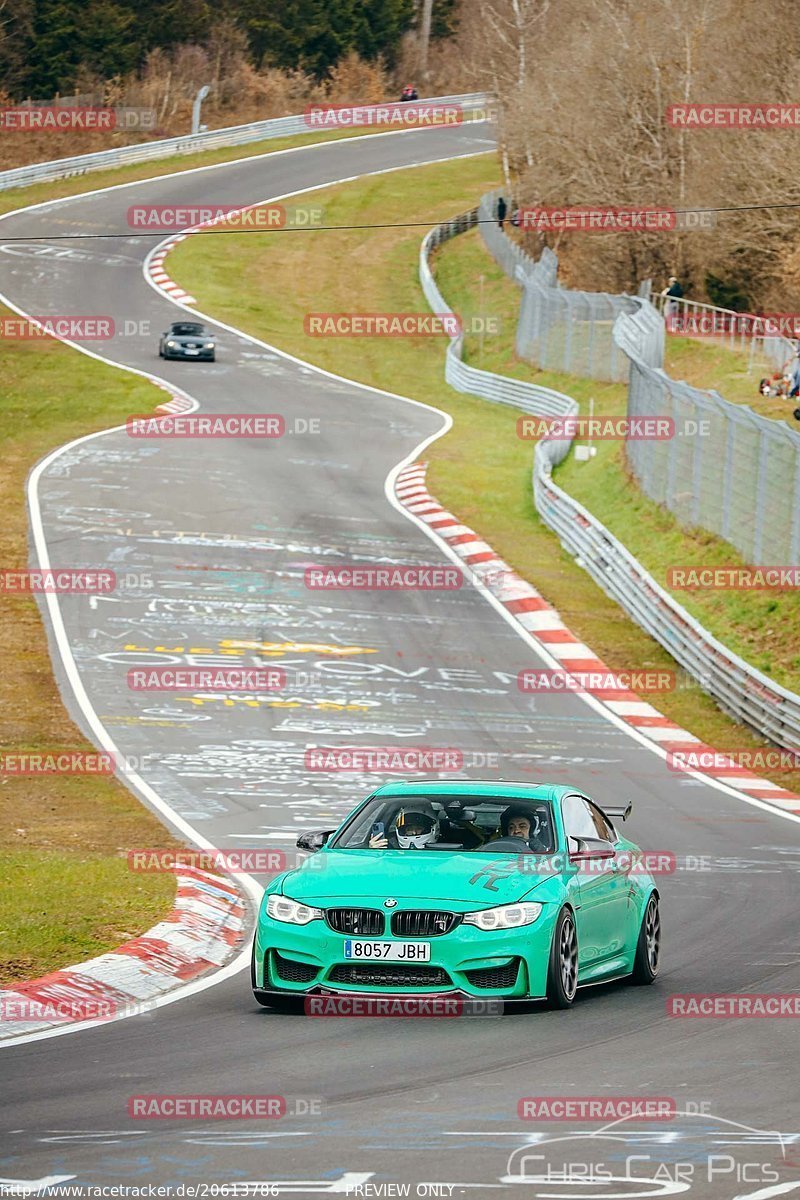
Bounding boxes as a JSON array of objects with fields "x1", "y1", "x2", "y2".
[
  {"x1": 497, "y1": 195, "x2": 507, "y2": 229},
  {"x1": 759, "y1": 371, "x2": 792, "y2": 398},
  {"x1": 790, "y1": 353, "x2": 800, "y2": 399},
  {"x1": 661, "y1": 275, "x2": 684, "y2": 319}
]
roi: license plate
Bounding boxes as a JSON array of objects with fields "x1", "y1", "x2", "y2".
[
  {"x1": 344, "y1": 939, "x2": 430, "y2": 961},
  {"x1": 184, "y1": 348, "x2": 199, "y2": 355}
]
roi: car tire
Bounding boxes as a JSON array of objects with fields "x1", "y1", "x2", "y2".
[
  {"x1": 209, "y1": 353, "x2": 216, "y2": 362},
  {"x1": 545, "y1": 907, "x2": 578, "y2": 1009},
  {"x1": 630, "y1": 893, "x2": 661, "y2": 985}
]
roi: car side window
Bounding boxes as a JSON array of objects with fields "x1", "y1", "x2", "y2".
[
  {"x1": 585, "y1": 800, "x2": 616, "y2": 842},
  {"x1": 561, "y1": 794, "x2": 598, "y2": 840}
]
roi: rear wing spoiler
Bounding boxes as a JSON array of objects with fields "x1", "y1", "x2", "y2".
[{"x1": 601, "y1": 801, "x2": 632, "y2": 823}]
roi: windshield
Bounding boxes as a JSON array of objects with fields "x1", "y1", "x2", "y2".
[
  {"x1": 331, "y1": 794, "x2": 556, "y2": 853},
  {"x1": 171, "y1": 323, "x2": 205, "y2": 335}
]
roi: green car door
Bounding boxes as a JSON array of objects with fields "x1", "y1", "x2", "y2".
[{"x1": 560, "y1": 792, "x2": 631, "y2": 974}]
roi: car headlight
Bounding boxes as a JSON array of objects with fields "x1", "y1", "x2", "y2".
[
  {"x1": 266, "y1": 893, "x2": 323, "y2": 925},
  {"x1": 463, "y1": 902, "x2": 542, "y2": 930},
  {"x1": 166, "y1": 340, "x2": 176, "y2": 347},
  {"x1": 204, "y1": 341, "x2": 215, "y2": 348}
]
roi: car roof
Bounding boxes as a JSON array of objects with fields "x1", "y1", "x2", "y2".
[
  {"x1": 372, "y1": 780, "x2": 567, "y2": 802},
  {"x1": 170, "y1": 321, "x2": 204, "y2": 330}
]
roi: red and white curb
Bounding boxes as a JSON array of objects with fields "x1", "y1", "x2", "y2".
[
  {"x1": 0, "y1": 866, "x2": 246, "y2": 1042},
  {"x1": 396, "y1": 462, "x2": 800, "y2": 817},
  {"x1": 148, "y1": 234, "x2": 196, "y2": 305},
  {"x1": 154, "y1": 387, "x2": 198, "y2": 416}
]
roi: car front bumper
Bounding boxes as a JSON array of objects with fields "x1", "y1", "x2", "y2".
[
  {"x1": 252, "y1": 985, "x2": 549, "y2": 1012},
  {"x1": 252, "y1": 906, "x2": 558, "y2": 1001},
  {"x1": 163, "y1": 347, "x2": 214, "y2": 359}
]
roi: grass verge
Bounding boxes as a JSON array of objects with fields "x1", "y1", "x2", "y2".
[
  {"x1": 663, "y1": 336, "x2": 796, "y2": 422},
  {"x1": 0, "y1": 317, "x2": 183, "y2": 983},
  {"x1": 167, "y1": 156, "x2": 800, "y2": 794}
]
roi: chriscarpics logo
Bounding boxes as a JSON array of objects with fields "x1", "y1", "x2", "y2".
[{"x1": 501, "y1": 1111, "x2": 793, "y2": 1197}]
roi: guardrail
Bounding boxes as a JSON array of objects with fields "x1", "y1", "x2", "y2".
[
  {"x1": 533, "y1": 461, "x2": 800, "y2": 753},
  {"x1": 646, "y1": 287, "x2": 797, "y2": 373},
  {"x1": 420, "y1": 207, "x2": 800, "y2": 753},
  {"x1": 419, "y1": 209, "x2": 576, "y2": 468},
  {"x1": 0, "y1": 93, "x2": 490, "y2": 193}
]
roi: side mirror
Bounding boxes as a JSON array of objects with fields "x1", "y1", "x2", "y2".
[
  {"x1": 568, "y1": 836, "x2": 615, "y2": 862},
  {"x1": 296, "y1": 830, "x2": 334, "y2": 853}
]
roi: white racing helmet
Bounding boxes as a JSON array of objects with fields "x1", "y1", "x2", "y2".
[{"x1": 394, "y1": 806, "x2": 440, "y2": 850}]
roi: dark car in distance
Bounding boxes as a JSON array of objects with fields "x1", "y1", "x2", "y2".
[{"x1": 159, "y1": 321, "x2": 216, "y2": 361}]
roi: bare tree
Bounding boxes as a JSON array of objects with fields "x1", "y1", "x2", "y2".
[{"x1": 466, "y1": 0, "x2": 800, "y2": 306}]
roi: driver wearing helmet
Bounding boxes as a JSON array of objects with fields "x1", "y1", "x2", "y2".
[
  {"x1": 369, "y1": 805, "x2": 440, "y2": 849},
  {"x1": 496, "y1": 805, "x2": 550, "y2": 852}
]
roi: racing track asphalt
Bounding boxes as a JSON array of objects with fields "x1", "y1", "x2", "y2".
[{"x1": 0, "y1": 123, "x2": 798, "y2": 1197}]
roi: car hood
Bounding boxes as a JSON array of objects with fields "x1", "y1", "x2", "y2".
[
  {"x1": 278, "y1": 848, "x2": 553, "y2": 906},
  {"x1": 170, "y1": 334, "x2": 210, "y2": 345}
]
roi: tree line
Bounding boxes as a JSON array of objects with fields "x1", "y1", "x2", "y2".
[
  {"x1": 0, "y1": 0, "x2": 457, "y2": 98},
  {"x1": 460, "y1": 0, "x2": 800, "y2": 311}
]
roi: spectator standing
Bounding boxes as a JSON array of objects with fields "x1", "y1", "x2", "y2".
[
  {"x1": 497, "y1": 195, "x2": 507, "y2": 228},
  {"x1": 661, "y1": 275, "x2": 684, "y2": 320}
]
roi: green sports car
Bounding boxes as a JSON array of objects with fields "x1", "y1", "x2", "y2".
[{"x1": 251, "y1": 780, "x2": 661, "y2": 1010}]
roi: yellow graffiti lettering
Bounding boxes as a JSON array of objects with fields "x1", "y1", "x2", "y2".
[{"x1": 220, "y1": 639, "x2": 376, "y2": 657}]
